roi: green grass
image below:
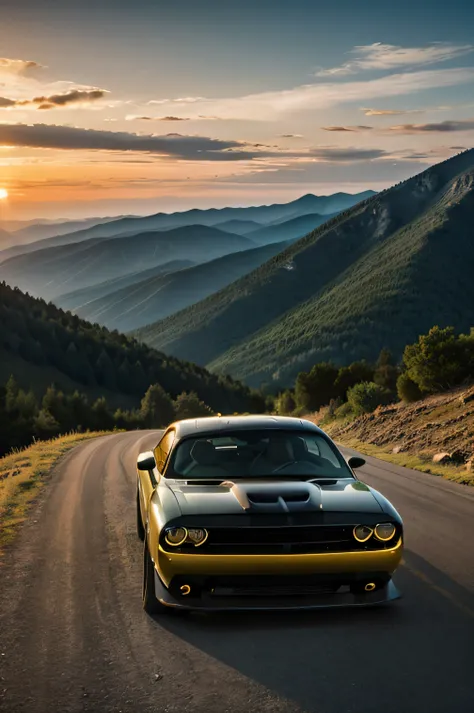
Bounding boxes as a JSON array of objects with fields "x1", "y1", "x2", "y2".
[{"x1": 0, "y1": 431, "x2": 115, "y2": 550}]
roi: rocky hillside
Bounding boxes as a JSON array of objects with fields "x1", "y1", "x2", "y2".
[{"x1": 323, "y1": 385, "x2": 474, "y2": 483}]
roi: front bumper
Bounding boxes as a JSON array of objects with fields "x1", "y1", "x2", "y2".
[
  {"x1": 153, "y1": 537, "x2": 403, "y2": 611},
  {"x1": 156, "y1": 537, "x2": 403, "y2": 586}
]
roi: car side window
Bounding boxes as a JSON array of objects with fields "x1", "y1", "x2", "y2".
[{"x1": 155, "y1": 430, "x2": 175, "y2": 472}]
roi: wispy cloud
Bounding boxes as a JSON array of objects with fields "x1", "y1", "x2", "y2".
[
  {"x1": 148, "y1": 96, "x2": 206, "y2": 105},
  {"x1": 307, "y1": 147, "x2": 387, "y2": 161},
  {"x1": 148, "y1": 68, "x2": 474, "y2": 121},
  {"x1": 125, "y1": 114, "x2": 221, "y2": 122},
  {"x1": 0, "y1": 123, "x2": 263, "y2": 161},
  {"x1": 322, "y1": 125, "x2": 373, "y2": 132},
  {"x1": 126, "y1": 114, "x2": 189, "y2": 121},
  {"x1": 315, "y1": 42, "x2": 474, "y2": 77},
  {"x1": 362, "y1": 107, "x2": 424, "y2": 116},
  {"x1": 278, "y1": 134, "x2": 304, "y2": 138},
  {"x1": 389, "y1": 119, "x2": 474, "y2": 133}
]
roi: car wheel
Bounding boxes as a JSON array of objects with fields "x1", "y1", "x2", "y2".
[
  {"x1": 142, "y1": 541, "x2": 167, "y2": 615},
  {"x1": 136, "y1": 490, "x2": 145, "y2": 541}
]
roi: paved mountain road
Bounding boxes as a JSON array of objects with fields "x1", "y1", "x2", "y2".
[{"x1": 1, "y1": 430, "x2": 473, "y2": 713}]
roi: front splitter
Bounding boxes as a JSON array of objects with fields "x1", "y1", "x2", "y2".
[{"x1": 153, "y1": 571, "x2": 401, "y2": 611}]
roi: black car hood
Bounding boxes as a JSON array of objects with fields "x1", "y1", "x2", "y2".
[{"x1": 164, "y1": 478, "x2": 383, "y2": 516}]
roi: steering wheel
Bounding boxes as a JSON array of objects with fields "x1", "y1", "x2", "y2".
[{"x1": 272, "y1": 460, "x2": 298, "y2": 474}]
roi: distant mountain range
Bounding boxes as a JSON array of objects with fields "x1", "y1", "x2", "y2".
[
  {"x1": 0, "y1": 225, "x2": 253, "y2": 301},
  {"x1": 58, "y1": 240, "x2": 293, "y2": 333},
  {"x1": 57, "y1": 259, "x2": 195, "y2": 313},
  {"x1": 135, "y1": 149, "x2": 474, "y2": 387},
  {"x1": 0, "y1": 191, "x2": 372, "y2": 320},
  {"x1": 246, "y1": 212, "x2": 339, "y2": 246},
  {"x1": 0, "y1": 215, "x2": 130, "y2": 252},
  {"x1": 0, "y1": 190, "x2": 373, "y2": 261}
]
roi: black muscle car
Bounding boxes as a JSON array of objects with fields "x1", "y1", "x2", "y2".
[{"x1": 136, "y1": 415, "x2": 403, "y2": 613}]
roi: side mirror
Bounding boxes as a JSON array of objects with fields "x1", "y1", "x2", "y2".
[
  {"x1": 137, "y1": 451, "x2": 156, "y2": 472},
  {"x1": 348, "y1": 456, "x2": 366, "y2": 470}
]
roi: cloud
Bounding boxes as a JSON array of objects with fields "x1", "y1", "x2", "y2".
[
  {"x1": 307, "y1": 147, "x2": 387, "y2": 161},
  {"x1": 315, "y1": 42, "x2": 474, "y2": 77},
  {"x1": 32, "y1": 89, "x2": 107, "y2": 108},
  {"x1": 278, "y1": 134, "x2": 304, "y2": 138},
  {"x1": 1, "y1": 88, "x2": 108, "y2": 110},
  {"x1": 126, "y1": 114, "x2": 189, "y2": 121},
  {"x1": 0, "y1": 97, "x2": 17, "y2": 108},
  {"x1": 0, "y1": 57, "x2": 44, "y2": 75},
  {"x1": 362, "y1": 107, "x2": 424, "y2": 116},
  {"x1": 0, "y1": 122, "x2": 261, "y2": 160},
  {"x1": 148, "y1": 96, "x2": 206, "y2": 105},
  {"x1": 0, "y1": 88, "x2": 108, "y2": 110},
  {"x1": 151, "y1": 67, "x2": 474, "y2": 122},
  {"x1": 389, "y1": 119, "x2": 474, "y2": 133},
  {"x1": 321, "y1": 125, "x2": 373, "y2": 132}
]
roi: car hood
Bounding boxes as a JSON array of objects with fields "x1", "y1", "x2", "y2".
[{"x1": 163, "y1": 478, "x2": 384, "y2": 516}]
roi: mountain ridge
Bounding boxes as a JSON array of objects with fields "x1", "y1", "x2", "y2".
[{"x1": 135, "y1": 149, "x2": 474, "y2": 386}]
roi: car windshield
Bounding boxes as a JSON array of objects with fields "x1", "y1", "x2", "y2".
[{"x1": 165, "y1": 429, "x2": 354, "y2": 480}]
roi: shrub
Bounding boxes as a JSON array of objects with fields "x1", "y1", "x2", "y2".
[
  {"x1": 173, "y1": 391, "x2": 213, "y2": 420},
  {"x1": 295, "y1": 362, "x2": 339, "y2": 411},
  {"x1": 397, "y1": 372, "x2": 423, "y2": 403},
  {"x1": 403, "y1": 326, "x2": 474, "y2": 393},
  {"x1": 334, "y1": 361, "x2": 374, "y2": 399},
  {"x1": 347, "y1": 381, "x2": 391, "y2": 416},
  {"x1": 140, "y1": 384, "x2": 176, "y2": 428},
  {"x1": 276, "y1": 390, "x2": 296, "y2": 415},
  {"x1": 334, "y1": 401, "x2": 353, "y2": 419}
]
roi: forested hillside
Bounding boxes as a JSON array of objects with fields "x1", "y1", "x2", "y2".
[{"x1": 0, "y1": 282, "x2": 264, "y2": 415}]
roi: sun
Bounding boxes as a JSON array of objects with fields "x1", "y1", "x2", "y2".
[{"x1": 0, "y1": 188, "x2": 8, "y2": 200}]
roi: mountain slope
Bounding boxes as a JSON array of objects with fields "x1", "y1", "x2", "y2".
[
  {"x1": 39, "y1": 190, "x2": 375, "y2": 245},
  {"x1": 56, "y1": 259, "x2": 194, "y2": 313},
  {"x1": 136, "y1": 149, "x2": 474, "y2": 386},
  {"x1": 0, "y1": 282, "x2": 261, "y2": 414},
  {"x1": 215, "y1": 219, "x2": 262, "y2": 235},
  {"x1": 0, "y1": 225, "x2": 252, "y2": 301},
  {"x1": 246, "y1": 212, "x2": 339, "y2": 245},
  {"x1": 8, "y1": 215, "x2": 124, "y2": 243},
  {"x1": 66, "y1": 240, "x2": 292, "y2": 332}
]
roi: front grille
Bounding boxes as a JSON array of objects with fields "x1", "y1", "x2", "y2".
[{"x1": 212, "y1": 583, "x2": 339, "y2": 597}]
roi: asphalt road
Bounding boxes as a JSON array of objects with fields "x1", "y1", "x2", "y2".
[{"x1": 1, "y1": 430, "x2": 473, "y2": 713}]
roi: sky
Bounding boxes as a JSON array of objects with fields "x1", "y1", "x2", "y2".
[{"x1": 0, "y1": 0, "x2": 473, "y2": 220}]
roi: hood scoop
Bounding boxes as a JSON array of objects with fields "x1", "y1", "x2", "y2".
[{"x1": 221, "y1": 480, "x2": 321, "y2": 513}]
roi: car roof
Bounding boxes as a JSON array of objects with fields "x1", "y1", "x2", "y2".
[{"x1": 170, "y1": 414, "x2": 326, "y2": 440}]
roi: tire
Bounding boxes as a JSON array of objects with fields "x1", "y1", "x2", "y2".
[
  {"x1": 142, "y1": 541, "x2": 167, "y2": 615},
  {"x1": 136, "y1": 490, "x2": 145, "y2": 541}
]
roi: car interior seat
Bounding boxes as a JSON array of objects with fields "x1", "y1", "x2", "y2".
[{"x1": 185, "y1": 440, "x2": 229, "y2": 478}]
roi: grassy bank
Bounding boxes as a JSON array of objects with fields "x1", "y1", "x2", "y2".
[
  {"x1": 333, "y1": 436, "x2": 474, "y2": 486},
  {"x1": 0, "y1": 431, "x2": 115, "y2": 549}
]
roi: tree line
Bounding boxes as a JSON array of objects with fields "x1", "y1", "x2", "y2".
[
  {"x1": 276, "y1": 326, "x2": 474, "y2": 419},
  {"x1": 0, "y1": 377, "x2": 216, "y2": 457}
]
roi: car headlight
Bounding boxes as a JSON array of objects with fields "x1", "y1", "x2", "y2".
[
  {"x1": 187, "y1": 528, "x2": 208, "y2": 546},
  {"x1": 165, "y1": 527, "x2": 188, "y2": 546},
  {"x1": 353, "y1": 524, "x2": 373, "y2": 542},
  {"x1": 374, "y1": 523, "x2": 396, "y2": 541}
]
